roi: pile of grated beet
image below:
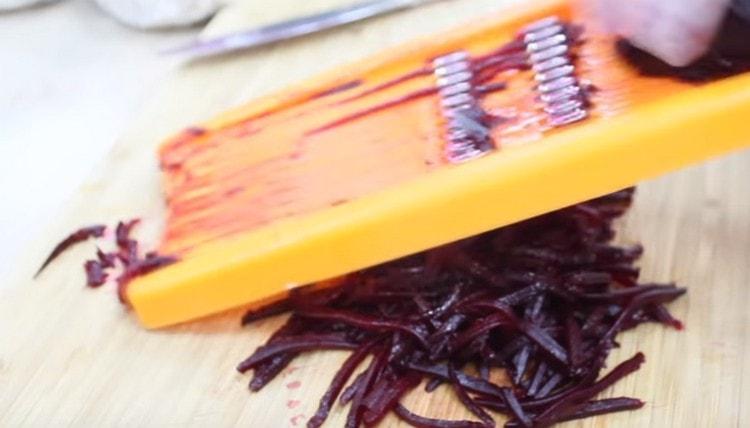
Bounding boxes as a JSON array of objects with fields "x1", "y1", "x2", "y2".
[{"x1": 238, "y1": 189, "x2": 685, "y2": 427}]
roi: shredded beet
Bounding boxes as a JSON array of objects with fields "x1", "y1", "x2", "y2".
[
  {"x1": 115, "y1": 218, "x2": 140, "y2": 248},
  {"x1": 239, "y1": 189, "x2": 685, "y2": 427},
  {"x1": 84, "y1": 260, "x2": 109, "y2": 287},
  {"x1": 35, "y1": 225, "x2": 106, "y2": 277},
  {"x1": 394, "y1": 403, "x2": 487, "y2": 428},
  {"x1": 38, "y1": 218, "x2": 177, "y2": 302},
  {"x1": 97, "y1": 248, "x2": 117, "y2": 268},
  {"x1": 115, "y1": 219, "x2": 141, "y2": 265},
  {"x1": 116, "y1": 253, "x2": 178, "y2": 303}
]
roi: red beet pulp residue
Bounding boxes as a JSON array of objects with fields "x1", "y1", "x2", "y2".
[
  {"x1": 308, "y1": 80, "x2": 364, "y2": 102},
  {"x1": 307, "y1": 87, "x2": 439, "y2": 136},
  {"x1": 36, "y1": 219, "x2": 177, "y2": 303},
  {"x1": 290, "y1": 414, "x2": 306, "y2": 426},
  {"x1": 306, "y1": 30, "x2": 544, "y2": 138},
  {"x1": 333, "y1": 67, "x2": 432, "y2": 105},
  {"x1": 238, "y1": 189, "x2": 686, "y2": 428}
]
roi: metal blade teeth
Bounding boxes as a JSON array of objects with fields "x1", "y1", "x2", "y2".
[
  {"x1": 545, "y1": 98, "x2": 584, "y2": 115},
  {"x1": 540, "y1": 85, "x2": 581, "y2": 104},
  {"x1": 433, "y1": 51, "x2": 494, "y2": 163},
  {"x1": 524, "y1": 24, "x2": 564, "y2": 43},
  {"x1": 522, "y1": 16, "x2": 561, "y2": 34},
  {"x1": 535, "y1": 64, "x2": 575, "y2": 83},
  {"x1": 437, "y1": 72, "x2": 473, "y2": 88},
  {"x1": 526, "y1": 34, "x2": 568, "y2": 53},
  {"x1": 529, "y1": 44, "x2": 569, "y2": 63},
  {"x1": 538, "y1": 76, "x2": 577, "y2": 93},
  {"x1": 523, "y1": 16, "x2": 588, "y2": 128},
  {"x1": 533, "y1": 56, "x2": 570, "y2": 73},
  {"x1": 440, "y1": 81, "x2": 472, "y2": 97},
  {"x1": 433, "y1": 51, "x2": 470, "y2": 68},
  {"x1": 434, "y1": 61, "x2": 471, "y2": 77},
  {"x1": 441, "y1": 92, "x2": 475, "y2": 109}
]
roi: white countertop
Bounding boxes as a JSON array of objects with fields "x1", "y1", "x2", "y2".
[{"x1": 0, "y1": 0, "x2": 198, "y2": 280}]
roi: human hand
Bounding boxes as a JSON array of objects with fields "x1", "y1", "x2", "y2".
[
  {"x1": 94, "y1": 0, "x2": 221, "y2": 29},
  {"x1": 596, "y1": 0, "x2": 732, "y2": 66}
]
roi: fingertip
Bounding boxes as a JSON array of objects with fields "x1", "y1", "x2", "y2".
[
  {"x1": 628, "y1": 36, "x2": 706, "y2": 67},
  {"x1": 627, "y1": 3, "x2": 726, "y2": 66},
  {"x1": 593, "y1": 0, "x2": 632, "y2": 34}
]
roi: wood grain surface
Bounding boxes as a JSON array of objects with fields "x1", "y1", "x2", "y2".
[{"x1": 1, "y1": 0, "x2": 749, "y2": 426}]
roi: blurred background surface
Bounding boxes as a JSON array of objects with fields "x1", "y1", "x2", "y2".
[{"x1": 0, "y1": 1, "x2": 198, "y2": 281}]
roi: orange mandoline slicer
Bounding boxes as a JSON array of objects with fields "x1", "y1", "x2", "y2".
[{"x1": 127, "y1": 0, "x2": 750, "y2": 328}]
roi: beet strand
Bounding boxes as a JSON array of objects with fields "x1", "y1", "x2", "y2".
[
  {"x1": 557, "y1": 397, "x2": 644, "y2": 422},
  {"x1": 532, "y1": 353, "x2": 645, "y2": 426},
  {"x1": 84, "y1": 260, "x2": 109, "y2": 287},
  {"x1": 394, "y1": 403, "x2": 488, "y2": 428},
  {"x1": 35, "y1": 225, "x2": 106, "y2": 277},
  {"x1": 361, "y1": 372, "x2": 422, "y2": 425},
  {"x1": 296, "y1": 308, "x2": 429, "y2": 348},
  {"x1": 307, "y1": 340, "x2": 378, "y2": 428},
  {"x1": 448, "y1": 364, "x2": 495, "y2": 427},
  {"x1": 340, "y1": 371, "x2": 368, "y2": 405},
  {"x1": 346, "y1": 348, "x2": 389, "y2": 428},
  {"x1": 115, "y1": 219, "x2": 140, "y2": 248},
  {"x1": 237, "y1": 335, "x2": 359, "y2": 372},
  {"x1": 500, "y1": 387, "x2": 533, "y2": 428},
  {"x1": 249, "y1": 353, "x2": 297, "y2": 391}
]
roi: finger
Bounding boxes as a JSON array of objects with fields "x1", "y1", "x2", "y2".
[{"x1": 597, "y1": 0, "x2": 731, "y2": 66}]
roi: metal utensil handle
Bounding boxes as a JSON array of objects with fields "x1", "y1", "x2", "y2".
[{"x1": 167, "y1": 0, "x2": 437, "y2": 57}]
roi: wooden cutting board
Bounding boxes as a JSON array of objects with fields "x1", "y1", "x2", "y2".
[{"x1": 2, "y1": 0, "x2": 749, "y2": 426}]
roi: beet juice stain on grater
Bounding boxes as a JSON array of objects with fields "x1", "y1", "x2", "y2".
[{"x1": 434, "y1": 16, "x2": 591, "y2": 163}]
